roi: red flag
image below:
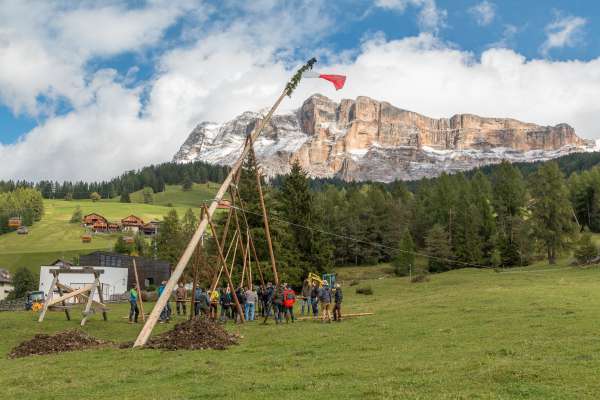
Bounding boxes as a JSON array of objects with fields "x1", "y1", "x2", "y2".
[{"x1": 319, "y1": 74, "x2": 346, "y2": 90}]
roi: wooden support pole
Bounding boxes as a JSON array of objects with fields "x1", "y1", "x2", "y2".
[
  {"x1": 95, "y1": 274, "x2": 108, "y2": 321},
  {"x1": 189, "y1": 226, "x2": 203, "y2": 320},
  {"x1": 133, "y1": 58, "x2": 315, "y2": 345},
  {"x1": 80, "y1": 278, "x2": 98, "y2": 326},
  {"x1": 205, "y1": 208, "x2": 245, "y2": 323},
  {"x1": 210, "y1": 229, "x2": 238, "y2": 292},
  {"x1": 55, "y1": 278, "x2": 71, "y2": 321},
  {"x1": 132, "y1": 259, "x2": 145, "y2": 322},
  {"x1": 249, "y1": 143, "x2": 279, "y2": 285},
  {"x1": 231, "y1": 183, "x2": 265, "y2": 287},
  {"x1": 46, "y1": 284, "x2": 95, "y2": 307},
  {"x1": 38, "y1": 275, "x2": 58, "y2": 322}
]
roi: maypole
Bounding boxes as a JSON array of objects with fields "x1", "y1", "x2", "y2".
[{"x1": 133, "y1": 58, "x2": 317, "y2": 347}]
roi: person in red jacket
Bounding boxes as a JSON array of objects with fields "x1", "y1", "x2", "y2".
[{"x1": 283, "y1": 283, "x2": 296, "y2": 323}]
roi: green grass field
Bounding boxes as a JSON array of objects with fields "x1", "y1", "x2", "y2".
[
  {"x1": 0, "y1": 184, "x2": 214, "y2": 274},
  {"x1": 2, "y1": 263, "x2": 600, "y2": 399},
  {"x1": 121, "y1": 183, "x2": 220, "y2": 208}
]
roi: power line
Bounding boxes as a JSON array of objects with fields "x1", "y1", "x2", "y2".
[{"x1": 225, "y1": 203, "x2": 488, "y2": 269}]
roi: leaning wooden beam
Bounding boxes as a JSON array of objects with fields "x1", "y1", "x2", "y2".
[
  {"x1": 133, "y1": 59, "x2": 315, "y2": 347},
  {"x1": 38, "y1": 275, "x2": 58, "y2": 322},
  {"x1": 132, "y1": 260, "x2": 145, "y2": 322},
  {"x1": 46, "y1": 284, "x2": 94, "y2": 307},
  {"x1": 80, "y1": 279, "x2": 98, "y2": 326},
  {"x1": 249, "y1": 142, "x2": 279, "y2": 285},
  {"x1": 56, "y1": 283, "x2": 106, "y2": 310},
  {"x1": 55, "y1": 278, "x2": 71, "y2": 321},
  {"x1": 210, "y1": 229, "x2": 239, "y2": 292}
]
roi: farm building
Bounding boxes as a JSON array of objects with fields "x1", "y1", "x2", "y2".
[
  {"x1": 83, "y1": 213, "x2": 107, "y2": 226},
  {"x1": 39, "y1": 266, "x2": 127, "y2": 302},
  {"x1": 142, "y1": 220, "x2": 161, "y2": 235},
  {"x1": 79, "y1": 251, "x2": 170, "y2": 290},
  {"x1": 121, "y1": 215, "x2": 144, "y2": 233},
  {"x1": 0, "y1": 269, "x2": 13, "y2": 301}
]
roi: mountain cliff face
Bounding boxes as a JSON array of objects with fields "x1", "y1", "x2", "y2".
[{"x1": 173, "y1": 94, "x2": 594, "y2": 182}]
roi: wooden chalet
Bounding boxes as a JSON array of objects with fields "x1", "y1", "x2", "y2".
[
  {"x1": 142, "y1": 221, "x2": 160, "y2": 235},
  {"x1": 107, "y1": 222, "x2": 121, "y2": 232},
  {"x1": 93, "y1": 221, "x2": 108, "y2": 232},
  {"x1": 121, "y1": 215, "x2": 144, "y2": 227},
  {"x1": 83, "y1": 213, "x2": 107, "y2": 226}
]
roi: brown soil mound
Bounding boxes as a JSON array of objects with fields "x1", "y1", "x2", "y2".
[
  {"x1": 9, "y1": 330, "x2": 107, "y2": 359},
  {"x1": 144, "y1": 317, "x2": 239, "y2": 350}
]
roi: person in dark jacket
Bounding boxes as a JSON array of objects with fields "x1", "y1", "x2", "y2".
[
  {"x1": 194, "y1": 287, "x2": 209, "y2": 317},
  {"x1": 310, "y1": 282, "x2": 319, "y2": 319},
  {"x1": 233, "y1": 286, "x2": 246, "y2": 323},
  {"x1": 318, "y1": 281, "x2": 332, "y2": 323},
  {"x1": 220, "y1": 287, "x2": 232, "y2": 322},
  {"x1": 333, "y1": 283, "x2": 343, "y2": 321},
  {"x1": 261, "y1": 282, "x2": 275, "y2": 324}
]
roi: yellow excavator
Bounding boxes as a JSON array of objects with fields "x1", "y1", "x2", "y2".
[{"x1": 307, "y1": 272, "x2": 336, "y2": 287}]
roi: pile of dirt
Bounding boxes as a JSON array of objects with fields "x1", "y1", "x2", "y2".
[
  {"x1": 143, "y1": 317, "x2": 239, "y2": 350},
  {"x1": 9, "y1": 330, "x2": 108, "y2": 358}
]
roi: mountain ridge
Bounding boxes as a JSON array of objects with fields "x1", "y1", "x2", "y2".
[{"x1": 173, "y1": 94, "x2": 594, "y2": 182}]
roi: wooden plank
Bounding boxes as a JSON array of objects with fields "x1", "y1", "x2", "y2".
[
  {"x1": 132, "y1": 259, "x2": 145, "y2": 322},
  {"x1": 51, "y1": 267, "x2": 104, "y2": 274},
  {"x1": 56, "y1": 280, "x2": 71, "y2": 321},
  {"x1": 95, "y1": 274, "x2": 108, "y2": 321},
  {"x1": 47, "y1": 284, "x2": 94, "y2": 307},
  {"x1": 133, "y1": 85, "x2": 289, "y2": 347},
  {"x1": 294, "y1": 312, "x2": 374, "y2": 321},
  {"x1": 80, "y1": 279, "x2": 98, "y2": 326},
  {"x1": 38, "y1": 275, "x2": 58, "y2": 322},
  {"x1": 56, "y1": 283, "x2": 106, "y2": 309}
]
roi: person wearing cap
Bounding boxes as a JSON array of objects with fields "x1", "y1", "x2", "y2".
[
  {"x1": 318, "y1": 281, "x2": 332, "y2": 323},
  {"x1": 333, "y1": 283, "x2": 343, "y2": 322}
]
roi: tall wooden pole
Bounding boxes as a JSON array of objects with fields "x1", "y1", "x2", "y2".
[
  {"x1": 250, "y1": 143, "x2": 279, "y2": 285},
  {"x1": 132, "y1": 259, "x2": 145, "y2": 322},
  {"x1": 133, "y1": 58, "x2": 316, "y2": 347}
]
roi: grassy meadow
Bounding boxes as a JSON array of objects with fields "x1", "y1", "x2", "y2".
[
  {"x1": 0, "y1": 184, "x2": 214, "y2": 273},
  {"x1": 2, "y1": 262, "x2": 600, "y2": 399}
]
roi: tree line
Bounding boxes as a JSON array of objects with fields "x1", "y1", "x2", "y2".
[{"x1": 0, "y1": 161, "x2": 229, "y2": 200}]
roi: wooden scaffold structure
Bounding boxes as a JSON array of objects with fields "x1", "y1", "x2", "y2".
[
  {"x1": 133, "y1": 58, "x2": 318, "y2": 347},
  {"x1": 38, "y1": 267, "x2": 109, "y2": 326}
]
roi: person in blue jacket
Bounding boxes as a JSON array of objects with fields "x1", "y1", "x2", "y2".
[{"x1": 158, "y1": 281, "x2": 171, "y2": 323}]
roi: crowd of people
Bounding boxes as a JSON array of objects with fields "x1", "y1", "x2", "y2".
[{"x1": 127, "y1": 278, "x2": 344, "y2": 325}]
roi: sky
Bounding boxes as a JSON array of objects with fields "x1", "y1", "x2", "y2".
[{"x1": 0, "y1": 0, "x2": 599, "y2": 181}]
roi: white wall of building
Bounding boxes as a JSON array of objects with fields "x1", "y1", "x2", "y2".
[
  {"x1": 39, "y1": 266, "x2": 128, "y2": 302},
  {"x1": 0, "y1": 282, "x2": 13, "y2": 300}
]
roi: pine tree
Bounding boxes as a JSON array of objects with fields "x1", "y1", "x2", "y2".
[
  {"x1": 425, "y1": 224, "x2": 453, "y2": 272},
  {"x1": 120, "y1": 190, "x2": 131, "y2": 203},
  {"x1": 530, "y1": 162, "x2": 577, "y2": 264},
  {"x1": 142, "y1": 187, "x2": 154, "y2": 204},
  {"x1": 181, "y1": 208, "x2": 198, "y2": 241},
  {"x1": 492, "y1": 161, "x2": 528, "y2": 266},
  {"x1": 393, "y1": 230, "x2": 415, "y2": 276},
  {"x1": 157, "y1": 209, "x2": 183, "y2": 266},
  {"x1": 573, "y1": 232, "x2": 597, "y2": 264},
  {"x1": 182, "y1": 173, "x2": 193, "y2": 191},
  {"x1": 69, "y1": 206, "x2": 82, "y2": 223},
  {"x1": 114, "y1": 236, "x2": 133, "y2": 255}
]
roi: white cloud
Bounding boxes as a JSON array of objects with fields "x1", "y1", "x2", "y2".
[
  {"x1": 488, "y1": 24, "x2": 518, "y2": 49},
  {"x1": 541, "y1": 13, "x2": 587, "y2": 55},
  {"x1": 469, "y1": 1, "x2": 496, "y2": 26},
  {"x1": 0, "y1": 0, "x2": 197, "y2": 116},
  {"x1": 374, "y1": 0, "x2": 447, "y2": 33},
  {"x1": 1, "y1": 3, "x2": 600, "y2": 182}
]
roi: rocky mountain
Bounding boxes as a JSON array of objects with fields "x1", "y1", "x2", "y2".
[{"x1": 173, "y1": 94, "x2": 595, "y2": 182}]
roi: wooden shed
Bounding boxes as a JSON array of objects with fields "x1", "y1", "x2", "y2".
[
  {"x1": 121, "y1": 215, "x2": 144, "y2": 227},
  {"x1": 8, "y1": 217, "x2": 22, "y2": 228},
  {"x1": 81, "y1": 234, "x2": 92, "y2": 243}
]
